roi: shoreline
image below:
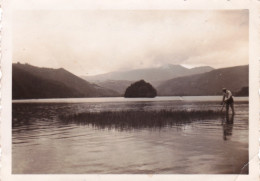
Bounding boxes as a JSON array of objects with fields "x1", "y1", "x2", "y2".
[{"x1": 12, "y1": 96, "x2": 249, "y2": 103}]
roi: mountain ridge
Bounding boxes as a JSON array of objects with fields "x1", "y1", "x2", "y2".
[
  {"x1": 156, "y1": 65, "x2": 248, "y2": 96},
  {"x1": 12, "y1": 63, "x2": 249, "y2": 99},
  {"x1": 12, "y1": 63, "x2": 119, "y2": 99},
  {"x1": 82, "y1": 64, "x2": 214, "y2": 82}
]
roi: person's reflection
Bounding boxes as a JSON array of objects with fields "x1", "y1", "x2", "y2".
[{"x1": 222, "y1": 114, "x2": 234, "y2": 141}]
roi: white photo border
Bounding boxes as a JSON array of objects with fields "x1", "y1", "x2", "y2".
[{"x1": 1, "y1": 0, "x2": 259, "y2": 180}]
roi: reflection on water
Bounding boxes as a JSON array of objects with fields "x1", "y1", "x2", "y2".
[
  {"x1": 222, "y1": 114, "x2": 234, "y2": 141},
  {"x1": 12, "y1": 97, "x2": 248, "y2": 174}
]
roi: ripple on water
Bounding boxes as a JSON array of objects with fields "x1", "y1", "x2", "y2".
[{"x1": 12, "y1": 99, "x2": 248, "y2": 174}]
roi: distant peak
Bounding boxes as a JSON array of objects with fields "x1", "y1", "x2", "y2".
[
  {"x1": 160, "y1": 64, "x2": 183, "y2": 69},
  {"x1": 190, "y1": 66, "x2": 214, "y2": 70},
  {"x1": 180, "y1": 64, "x2": 191, "y2": 69},
  {"x1": 181, "y1": 64, "x2": 214, "y2": 70},
  {"x1": 57, "y1": 67, "x2": 66, "y2": 71},
  {"x1": 13, "y1": 62, "x2": 35, "y2": 68},
  {"x1": 13, "y1": 62, "x2": 67, "y2": 71}
]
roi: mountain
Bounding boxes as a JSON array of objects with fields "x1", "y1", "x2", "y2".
[
  {"x1": 82, "y1": 64, "x2": 214, "y2": 82},
  {"x1": 82, "y1": 64, "x2": 214, "y2": 95},
  {"x1": 124, "y1": 80, "x2": 157, "y2": 98},
  {"x1": 93, "y1": 80, "x2": 134, "y2": 96},
  {"x1": 156, "y1": 65, "x2": 248, "y2": 96},
  {"x1": 12, "y1": 63, "x2": 119, "y2": 99}
]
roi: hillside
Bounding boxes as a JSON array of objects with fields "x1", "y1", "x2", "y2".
[
  {"x1": 83, "y1": 64, "x2": 214, "y2": 82},
  {"x1": 93, "y1": 80, "x2": 134, "y2": 96},
  {"x1": 156, "y1": 65, "x2": 248, "y2": 96},
  {"x1": 12, "y1": 63, "x2": 119, "y2": 99}
]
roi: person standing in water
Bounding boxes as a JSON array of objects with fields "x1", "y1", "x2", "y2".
[{"x1": 221, "y1": 88, "x2": 235, "y2": 115}]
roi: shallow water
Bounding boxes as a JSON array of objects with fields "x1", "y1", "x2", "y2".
[{"x1": 12, "y1": 97, "x2": 248, "y2": 174}]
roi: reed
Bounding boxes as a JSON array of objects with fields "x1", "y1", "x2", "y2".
[{"x1": 59, "y1": 110, "x2": 224, "y2": 130}]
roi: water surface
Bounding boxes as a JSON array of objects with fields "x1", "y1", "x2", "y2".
[{"x1": 12, "y1": 96, "x2": 248, "y2": 174}]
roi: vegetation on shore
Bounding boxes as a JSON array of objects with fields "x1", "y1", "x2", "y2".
[
  {"x1": 59, "y1": 110, "x2": 224, "y2": 130},
  {"x1": 234, "y1": 86, "x2": 248, "y2": 96}
]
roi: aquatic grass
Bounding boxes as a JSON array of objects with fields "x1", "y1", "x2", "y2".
[{"x1": 59, "y1": 110, "x2": 224, "y2": 130}]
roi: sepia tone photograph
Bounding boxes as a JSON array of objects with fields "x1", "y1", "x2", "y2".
[{"x1": 11, "y1": 10, "x2": 249, "y2": 175}]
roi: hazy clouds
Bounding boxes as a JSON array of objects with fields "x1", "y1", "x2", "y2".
[{"x1": 13, "y1": 10, "x2": 248, "y2": 75}]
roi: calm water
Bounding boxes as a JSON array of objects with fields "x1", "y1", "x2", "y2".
[{"x1": 12, "y1": 96, "x2": 248, "y2": 174}]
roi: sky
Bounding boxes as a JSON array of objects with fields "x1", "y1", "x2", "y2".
[{"x1": 13, "y1": 10, "x2": 249, "y2": 76}]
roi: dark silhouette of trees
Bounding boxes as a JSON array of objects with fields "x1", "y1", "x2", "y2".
[
  {"x1": 124, "y1": 80, "x2": 157, "y2": 98},
  {"x1": 234, "y1": 87, "x2": 248, "y2": 96}
]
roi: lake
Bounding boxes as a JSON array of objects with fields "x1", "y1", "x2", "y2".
[{"x1": 12, "y1": 96, "x2": 249, "y2": 174}]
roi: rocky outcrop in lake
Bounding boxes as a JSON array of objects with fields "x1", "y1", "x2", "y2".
[{"x1": 124, "y1": 80, "x2": 157, "y2": 98}]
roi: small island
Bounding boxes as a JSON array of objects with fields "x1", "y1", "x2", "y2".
[{"x1": 124, "y1": 80, "x2": 157, "y2": 98}]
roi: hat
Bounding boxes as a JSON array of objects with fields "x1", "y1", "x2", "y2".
[{"x1": 222, "y1": 88, "x2": 227, "y2": 91}]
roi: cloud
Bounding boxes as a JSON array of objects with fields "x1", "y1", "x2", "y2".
[{"x1": 13, "y1": 10, "x2": 248, "y2": 75}]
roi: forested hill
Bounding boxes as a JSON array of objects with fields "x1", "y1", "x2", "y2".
[
  {"x1": 12, "y1": 63, "x2": 119, "y2": 99},
  {"x1": 156, "y1": 65, "x2": 248, "y2": 96}
]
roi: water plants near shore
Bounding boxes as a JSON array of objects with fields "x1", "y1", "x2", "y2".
[{"x1": 59, "y1": 110, "x2": 225, "y2": 130}]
